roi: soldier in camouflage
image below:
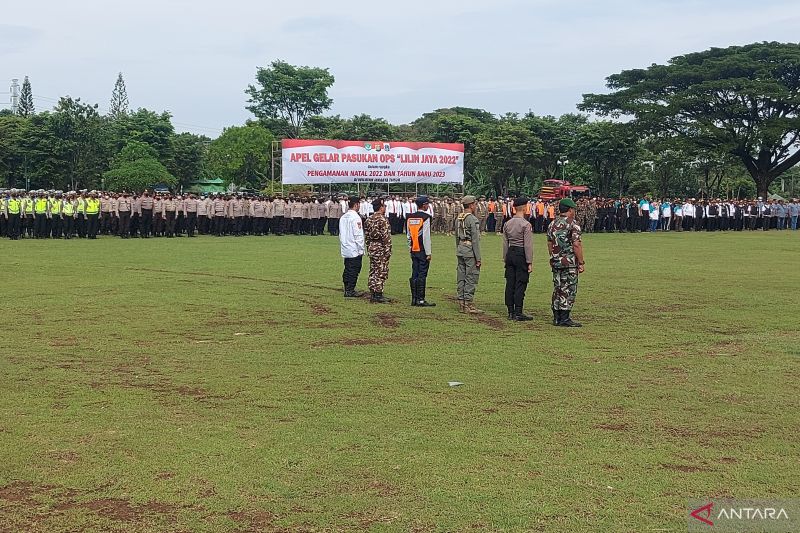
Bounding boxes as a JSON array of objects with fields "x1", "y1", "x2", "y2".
[
  {"x1": 546, "y1": 198, "x2": 586, "y2": 327},
  {"x1": 365, "y1": 198, "x2": 392, "y2": 303}
]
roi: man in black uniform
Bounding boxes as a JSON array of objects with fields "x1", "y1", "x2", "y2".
[{"x1": 503, "y1": 196, "x2": 534, "y2": 321}]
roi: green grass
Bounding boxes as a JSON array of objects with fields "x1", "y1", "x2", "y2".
[{"x1": 1, "y1": 231, "x2": 798, "y2": 532}]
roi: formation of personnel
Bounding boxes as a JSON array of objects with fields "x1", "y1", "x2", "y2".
[
  {"x1": 575, "y1": 197, "x2": 800, "y2": 233},
  {"x1": 0, "y1": 189, "x2": 351, "y2": 240},
  {"x1": 339, "y1": 195, "x2": 587, "y2": 327}
]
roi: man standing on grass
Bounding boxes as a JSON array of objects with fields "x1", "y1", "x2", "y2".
[
  {"x1": 455, "y1": 195, "x2": 483, "y2": 314},
  {"x1": 406, "y1": 195, "x2": 436, "y2": 307},
  {"x1": 503, "y1": 196, "x2": 534, "y2": 321},
  {"x1": 365, "y1": 198, "x2": 392, "y2": 303},
  {"x1": 340, "y1": 196, "x2": 365, "y2": 298},
  {"x1": 547, "y1": 198, "x2": 585, "y2": 327}
]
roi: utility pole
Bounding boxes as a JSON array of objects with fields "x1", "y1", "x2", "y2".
[{"x1": 10, "y1": 79, "x2": 20, "y2": 114}]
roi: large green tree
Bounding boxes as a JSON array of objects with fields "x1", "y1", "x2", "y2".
[
  {"x1": 112, "y1": 108, "x2": 175, "y2": 164},
  {"x1": 580, "y1": 42, "x2": 800, "y2": 197},
  {"x1": 48, "y1": 97, "x2": 111, "y2": 190},
  {"x1": 206, "y1": 124, "x2": 273, "y2": 188},
  {"x1": 246, "y1": 60, "x2": 334, "y2": 138},
  {"x1": 571, "y1": 121, "x2": 640, "y2": 197},
  {"x1": 103, "y1": 140, "x2": 176, "y2": 192},
  {"x1": 473, "y1": 120, "x2": 543, "y2": 195},
  {"x1": 168, "y1": 132, "x2": 209, "y2": 190}
]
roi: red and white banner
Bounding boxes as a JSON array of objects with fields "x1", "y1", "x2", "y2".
[{"x1": 281, "y1": 139, "x2": 464, "y2": 185}]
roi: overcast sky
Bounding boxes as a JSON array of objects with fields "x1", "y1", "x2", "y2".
[{"x1": 2, "y1": 0, "x2": 799, "y2": 137}]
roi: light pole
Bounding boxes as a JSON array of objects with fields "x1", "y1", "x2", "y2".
[{"x1": 556, "y1": 159, "x2": 569, "y2": 181}]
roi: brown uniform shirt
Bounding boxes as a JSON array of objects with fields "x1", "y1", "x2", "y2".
[{"x1": 502, "y1": 216, "x2": 533, "y2": 264}]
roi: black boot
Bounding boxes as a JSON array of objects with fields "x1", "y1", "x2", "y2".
[
  {"x1": 552, "y1": 309, "x2": 561, "y2": 325},
  {"x1": 371, "y1": 291, "x2": 388, "y2": 303},
  {"x1": 507, "y1": 306, "x2": 515, "y2": 320},
  {"x1": 410, "y1": 278, "x2": 418, "y2": 306},
  {"x1": 513, "y1": 307, "x2": 533, "y2": 321},
  {"x1": 557, "y1": 310, "x2": 582, "y2": 327},
  {"x1": 416, "y1": 280, "x2": 436, "y2": 307}
]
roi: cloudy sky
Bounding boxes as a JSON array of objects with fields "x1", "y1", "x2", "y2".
[{"x1": 2, "y1": 0, "x2": 799, "y2": 137}]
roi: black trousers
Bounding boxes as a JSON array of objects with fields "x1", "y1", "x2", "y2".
[
  {"x1": 272, "y1": 216, "x2": 284, "y2": 235},
  {"x1": 343, "y1": 255, "x2": 363, "y2": 290},
  {"x1": 213, "y1": 216, "x2": 225, "y2": 236},
  {"x1": 328, "y1": 218, "x2": 339, "y2": 235},
  {"x1": 62, "y1": 216, "x2": 74, "y2": 238},
  {"x1": 76, "y1": 214, "x2": 86, "y2": 237},
  {"x1": 118, "y1": 211, "x2": 131, "y2": 237},
  {"x1": 140, "y1": 209, "x2": 153, "y2": 237},
  {"x1": 165, "y1": 211, "x2": 176, "y2": 236},
  {"x1": 186, "y1": 212, "x2": 197, "y2": 236},
  {"x1": 34, "y1": 214, "x2": 48, "y2": 237},
  {"x1": 7, "y1": 213, "x2": 21, "y2": 239},
  {"x1": 86, "y1": 214, "x2": 100, "y2": 238},
  {"x1": 51, "y1": 216, "x2": 62, "y2": 239},
  {"x1": 504, "y1": 247, "x2": 530, "y2": 311}
]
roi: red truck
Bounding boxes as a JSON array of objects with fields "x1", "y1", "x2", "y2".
[{"x1": 538, "y1": 179, "x2": 591, "y2": 201}]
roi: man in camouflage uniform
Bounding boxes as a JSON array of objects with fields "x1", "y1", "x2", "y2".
[
  {"x1": 455, "y1": 195, "x2": 483, "y2": 314},
  {"x1": 547, "y1": 198, "x2": 586, "y2": 327},
  {"x1": 365, "y1": 198, "x2": 392, "y2": 303}
]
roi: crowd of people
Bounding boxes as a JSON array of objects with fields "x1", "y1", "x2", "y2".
[
  {"x1": 2, "y1": 189, "x2": 798, "y2": 241},
  {"x1": 339, "y1": 194, "x2": 586, "y2": 326}
]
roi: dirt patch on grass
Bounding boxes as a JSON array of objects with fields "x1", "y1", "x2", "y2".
[
  {"x1": 375, "y1": 313, "x2": 399, "y2": 328},
  {"x1": 50, "y1": 337, "x2": 79, "y2": 347},
  {"x1": 659, "y1": 463, "x2": 708, "y2": 473},
  {"x1": 342, "y1": 510, "x2": 399, "y2": 529},
  {"x1": 155, "y1": 472, "x2": 175, "y2": 480},
  {"x1": 226, "y1": 509, "x2": 278, "y2": 532},
  {"x1": 474, "y1": 314, "x2": 506, "y2": 329},
  {"x1": 45, "y1": 450, "x2": 80, "y2": 464},
  {"x1": 0, "y1": 481, "x2": 56, "y2": 504},
  {"x1": 311, "y1": 304, "x2": 331, "y2": 315},
  {"x1": 594, "y1": 422, "x2": 631, "y2": 431},
  {"x1": 55, "y1": 497, "x2": 178, "y2": 524}
]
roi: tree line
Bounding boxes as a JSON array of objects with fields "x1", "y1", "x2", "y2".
[{"x1": 2, "y1": 42, "x2": 799, "y2": 198}]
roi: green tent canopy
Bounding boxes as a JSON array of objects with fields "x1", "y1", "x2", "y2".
[{"x1": 187, "y1": 177, "x2": 226, "y2": 195}]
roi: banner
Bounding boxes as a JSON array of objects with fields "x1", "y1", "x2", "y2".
[{"x1": 281, "y1": 139, "x2": 464, "y2": 185}]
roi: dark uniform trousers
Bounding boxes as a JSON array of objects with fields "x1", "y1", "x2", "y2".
[
  {"x1": 343, "y1": 255, "x2": 363, "y2": 291},
  {"x1": 86, "y1": 214, "x2": 100, "y2": 238},
  {"x1": 7, "y1": 213, "x2": 21, "y2": 239},
  {"x1": 410, "y1": 252, "x2": 430, "y2": 283},
  {"x1": 140, "y1": 209, "x2": 153, "y2": 237},
  {"x1": 504, "y1": 246, "x2": 530, "y2": 312},
  {"x1": 51, "y1": 215, "x2": 62, "y2": 239},
  {"x1": 186, "y1": 212, "x2": 197, "y2": 236},
  {"x1": 118, "y1": 211, "x2": 131, "y2": 237}
]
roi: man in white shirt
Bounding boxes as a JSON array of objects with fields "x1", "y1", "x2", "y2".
[{"x1": 339, "y1": 196, "x2": 365, "y2": 298}]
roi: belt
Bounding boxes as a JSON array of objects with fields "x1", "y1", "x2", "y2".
[{"x1": 460, "y1": 240, "x2": 472, "y2": 245}]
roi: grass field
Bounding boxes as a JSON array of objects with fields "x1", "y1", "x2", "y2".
[{"x1": 1, "y1": 230, "x2": 798, "y2": 532}]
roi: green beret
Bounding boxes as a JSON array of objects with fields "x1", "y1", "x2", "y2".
[{"x1": 559, "y1": 198, "x2": 577, "y2": 209}]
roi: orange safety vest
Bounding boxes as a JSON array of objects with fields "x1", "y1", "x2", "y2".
[
  {"x1": 536, "y1": 202, "x2": 545, "y2": 216},
  {"x1": 547, "y1": 205, "x2": 555, "y2": 219},
  {"x1": 406, "y1": 213, "x2": 428, "y2": 253}
]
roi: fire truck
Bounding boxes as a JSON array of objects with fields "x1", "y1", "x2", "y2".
[{"x1": 538, "y1": 179, "x2": 591, "y2": 201}]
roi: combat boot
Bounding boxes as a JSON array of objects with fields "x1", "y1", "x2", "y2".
[
  {"x1": 458, "y1": 299, "x2": 466, "y2": 313},
  {"x1": 557, "y1": 310, "x2": 582, "y2": 327},
  {"x1": 507, "y1": 306, "x2": 515, "y2": 320},
  {"x1": 552, "y1": 309, "x2": 561, "y2": 325},
  {"x1": 371, "y1": 291, "x2": 388, "y2": 303},
  {"x1": 416, "y1": 281, "x2": 436, "y2": 307},
  {"x1": 513, "y1": 307, "x2": 533, "y2": 321},
  {"x1": 464, "y1": 301, "x2": 483, "y2": 314},
  {"x1": 410, "y1": 279, "x2": 418, "y2": 306}
]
